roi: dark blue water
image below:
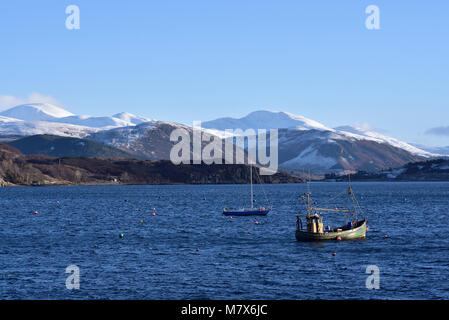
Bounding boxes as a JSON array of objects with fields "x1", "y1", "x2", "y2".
[{"x1": 1, "y1": 182, "x2": 449, "y2": 299}]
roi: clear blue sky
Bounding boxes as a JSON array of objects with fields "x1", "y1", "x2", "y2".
[{"x1": 0, "y1": 1, "x2": 448, "y2": 146}]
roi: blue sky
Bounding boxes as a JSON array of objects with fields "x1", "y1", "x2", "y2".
[{"x1": 0, "y1": 1, "x2": 448, "y2": 146}]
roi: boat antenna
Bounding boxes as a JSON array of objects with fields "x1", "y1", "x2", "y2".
[{"x1": 306, "y1": 169, "x2": 311, "y2": 194}]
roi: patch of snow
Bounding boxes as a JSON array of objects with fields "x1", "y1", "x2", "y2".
[
  {"x1": 409, "y1": 143, "x2": 449, "y2": 156},
  {"x1": 0, "y1": 103, "x2": 74, "y2": 121},
  {"x1": 281, "y1": 145, "x2": 337, "y2": 169},
  {"x1": 51, "y1": 115, "x2": 131, "y2": 128},
  {"x1": 335, "y1": 125, "x2": 436, "y2": 158},
  {"x1": 112, "y1": 112, "x2": 152, "y2": 125},
  {"x1": 0, "y1": 118, "x2": 98, "y2": 138}
]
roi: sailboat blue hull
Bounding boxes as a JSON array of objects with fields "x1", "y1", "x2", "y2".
[{"x1": 222, "y1": 209, "x2": 269, "y2": 216}]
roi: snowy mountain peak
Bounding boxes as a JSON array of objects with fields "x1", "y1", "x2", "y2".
[
  {"x1": 334, "y1": 124, "x2": 435, "y2": 158},
  {"x1": 112, "y1": 112, "x2": 152, "y2": 125},
  {"x1": 0, "y1": 103, "x2": 74, "y2": 121},
  {"x1": 203, "y1": 110, "x2": 333, "y2": 131}
]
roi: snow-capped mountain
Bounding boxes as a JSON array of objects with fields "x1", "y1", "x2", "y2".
[
  {"x1": 87, "y1": 121, "x2": 163, "y2": 159},
  {"x1": 87, "y1": 121, "x2": 237, "y2": 161},
  {"x1": 201, "y1": 110, "x2": 437, "y2": 173},
  {"x1": 333, "y1": 125, "x2": 435, "y2": 158},
  {"x1": 202, "y1": 110, "x2": 332, "y2": 132},
  {"x1": 0, "y1": 117, "x2": 97, "y2": 138},
  {"x1": 203, "y1": 110, "x2": 433, "y2": 157},
  {"x1": 409, "y1": 143, "x2": 449, "y2": 157},
  {"x1": 0, "y1": 103, "x2": 152, "y2": 137},
  {"x1": 0, "y1": 103, "x2": 74, "y2": 121},
  {"x1": 275, "y1": 128, "x2": 424, "y2": 173}
]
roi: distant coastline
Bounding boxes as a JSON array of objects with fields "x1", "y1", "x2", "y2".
[
  {"x1": 0, "y1": 143, "x2": 303, "y2": 187},
  {"x1": 322, "y1": 158, "x2": 449, "y2": 182}
]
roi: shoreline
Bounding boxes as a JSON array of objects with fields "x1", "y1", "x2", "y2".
[{"x1": 3, "y1": 180, "x2": 449, "y2": 188}]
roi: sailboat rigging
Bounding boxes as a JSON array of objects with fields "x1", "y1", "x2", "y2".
[{"x1": 222, "y1": 163, "x2": 272, "y2": 216}]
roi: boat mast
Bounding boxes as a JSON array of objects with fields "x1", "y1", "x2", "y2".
[
  {"x1": 306, "y1": 170, "x2": 311, "y2": 216},
  {"x1": 250, "y1": 163, "x2": 253, "y2": 209}
]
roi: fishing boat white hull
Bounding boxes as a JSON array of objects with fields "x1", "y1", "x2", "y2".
[{"x1": 295, "y1": 219, "x2": 367, "y2": 241}]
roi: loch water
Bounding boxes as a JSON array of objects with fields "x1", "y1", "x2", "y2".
[{"x1": 1, "y1": 182, "x2": 449, "y2": 299}]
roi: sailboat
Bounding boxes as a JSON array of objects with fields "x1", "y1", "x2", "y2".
[
  {"x1": 222, "y1": 164, "x2": 271, "y2": 216},
  {"x1": 295, "y1": 179, "x2": 367, "y2": 241}
]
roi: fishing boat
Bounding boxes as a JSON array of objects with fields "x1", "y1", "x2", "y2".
[
  {"x1": 222, "y1": 164, "x2": 271, "y2": 216},
  {"x1": 295, "y1": 180, "x2": 367, "y2": 241}
]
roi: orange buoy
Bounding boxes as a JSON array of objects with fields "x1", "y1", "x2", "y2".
[
  {"x1": 366, "y1": 226, "x2": 369, "y2": 231},
  {"x1": 152, "y1": 212, "x2": 156, "y2": 216}
]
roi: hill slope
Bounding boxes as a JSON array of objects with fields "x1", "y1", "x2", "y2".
[
  {"x1": 326, "y1": 158, "x2": 449, "y2": 181},
  {"x1": 0, "y1": 143, "x2": 303, "y2": 186},
  {"x1": 7, "y1": 135, "x2": 135, "y2": 159}
]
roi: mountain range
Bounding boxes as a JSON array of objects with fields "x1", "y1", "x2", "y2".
[{"x1": 0, "y1": 103, "x2": 446, "y2": 174}]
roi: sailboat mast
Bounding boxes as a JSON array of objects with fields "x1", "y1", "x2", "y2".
[{"x1": 250, "y1": 163, "x2": 253, "y2": 209}]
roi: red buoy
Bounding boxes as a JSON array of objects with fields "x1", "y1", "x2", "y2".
[
  {"x1": 332, "y1": 252, "x2": 336, "y2": 256},
  {"x1": 33, "y1": 211, "x2": 38, "y2": 215},
  {"x1": 336, "y1": 236, "x2": 341, "y2": 241},
  {"x1": 254, "y1": 221, "x2": 259, "y2": 225}
]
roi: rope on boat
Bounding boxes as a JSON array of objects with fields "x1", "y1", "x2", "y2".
[
  {"x1": 317, "y1": 189, "x2": 347, "y2": 207},
  {"x1": 253, "y1": 166, "x2": 272, "y2": 209}
]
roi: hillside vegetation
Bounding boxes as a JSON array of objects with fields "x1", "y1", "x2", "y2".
[{"x1": 0, "y1": 143, "x2": 303, "y2": 186}]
